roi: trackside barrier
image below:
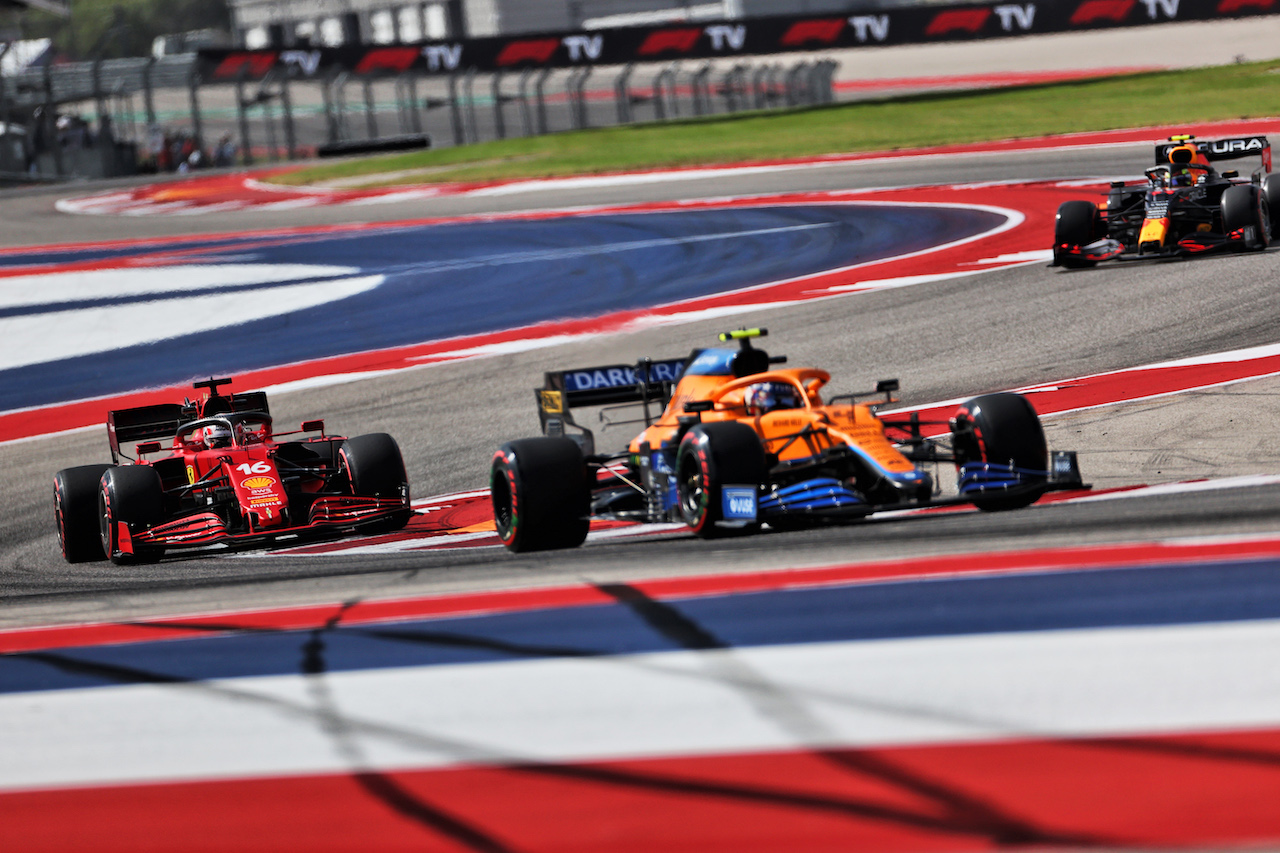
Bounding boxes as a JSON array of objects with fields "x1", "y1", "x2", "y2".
[
  {"x1": 0, "y1": 0, "x2": 1275, "y2": 179},
  {"x1": 196, "y1": 0, "x2": 1279, "y2": 78}
]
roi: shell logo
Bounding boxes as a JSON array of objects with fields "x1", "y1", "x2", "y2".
[{"x1": 241, "y1": 476, "x2": 276, "y2": 489}]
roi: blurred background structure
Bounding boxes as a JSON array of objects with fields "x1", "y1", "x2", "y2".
[{"x1": 1, "y1": 0, "x2": 1277, "y2": 183}]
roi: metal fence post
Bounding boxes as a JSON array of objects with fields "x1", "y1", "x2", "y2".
[
  {"x1": 692, "y1": 63, "x2": 711, "y2": 116},
  {"x1": 534, "y1": 67, "x2": 552, "y2": 135},
  {"x1": 396, "y1": 73, "x2": 423, "y2": 134},
  {"x1": 663, "y1": 64, "x2": 680, "y2": 119},
  {"x1": 615, "y1": 63, "x2": 633, "y2": 125},
  {"x1": 260, "y1": 80, "x2": 279, "y2": 162},
  {"x1": 491, "y1": 71, "x2": 506, "y2": 139},
  {"x1": 321, "y1": 71, "x2": 341, "y2": 144},
  {"x1": 142, "y1": 57, "x2": 157, "y2": 127},
  {"x1": 517, "y1": 68, "x2": 533, "y2": 136},
  {"x1": 188, "y1": 69, "x2": 205, "y2": 155},
  {"x1": 43, "y1": 62, "x2": 64, "y2": 176},
  {"x1": 362, "y1": 78, "x2": 378, "y2": 139},
  {"x1": 650, "y1": 65, "x2": 667, "y2": 121},
  {"x1": 279, "y1": 71, "x2": 297, "y2": 159},
  {"x1": 567, "y1": 68, "x2": 583, "y2": 130},
  {"x1": 446, "y1": 73, "x2": 464, "y2": 146},
  {"x1": 235, "y1": 71, "x2": 254, "y2": 165},
  {"x1": 462, "y1": 68, "x2": 479, "y2": 143}
]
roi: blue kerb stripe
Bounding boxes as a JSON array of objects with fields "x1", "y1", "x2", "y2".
[{"x1": 5, "y1": 557, "x2": 1279, "y2": 695}]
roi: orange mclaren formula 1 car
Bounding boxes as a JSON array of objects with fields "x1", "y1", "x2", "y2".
[
  {"x1": 490, "y1": 330, "x2": 1084, "y2": 552},
  {"x1": 53, "y1": 378, "x2": 411, "y2": 564},
  {"x1": 1053, "y1": 133, "x2": 1278, "y2": 267}
]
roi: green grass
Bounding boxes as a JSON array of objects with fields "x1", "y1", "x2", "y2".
[{"x1": 271, "y1": 60, "x2": 1280, "y2": 188}]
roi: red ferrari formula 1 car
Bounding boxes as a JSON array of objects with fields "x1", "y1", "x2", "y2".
[
  {"x1": 1053, "y1": 133, "x2": 1278, "y2": 267},
  {"x1": 490, "y1": 329, "x2": 1084, "y2": 552},
  {"x1": 54, "y1": 378, "x2": 411, "y2": 564}
]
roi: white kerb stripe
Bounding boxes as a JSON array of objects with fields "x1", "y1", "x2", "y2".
[{"x1": 1, "y1": 619, "x2": 1278, "y2": 793}]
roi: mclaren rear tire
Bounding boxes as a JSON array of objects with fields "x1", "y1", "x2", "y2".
[
  {"x1": 953, "y1": 393, "x2": 1048, "y2": 512},
  {"x1": 54, "y1": 464, "x2": 111, "y2": 563},
  {"x1": 676, "y1": 422, "x2": 766, "y2": 538},
  {"x1": 491, "y1": 437, "x2": 591, "y2": 553},
  {"x1": 99, "y1": 465, "x2": 165, "y2": 565}
]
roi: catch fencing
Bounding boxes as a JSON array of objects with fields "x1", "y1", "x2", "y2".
[{"x1": 1, "y1": 0, "x2": 1276, "y2": 180}]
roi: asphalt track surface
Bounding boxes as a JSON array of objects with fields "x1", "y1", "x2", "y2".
[{"x1": 3, "y1": 137, "x2": 1280, "y2": 629}]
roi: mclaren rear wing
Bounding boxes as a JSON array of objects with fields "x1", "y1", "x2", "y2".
[
  {"x1": 537, "y1": 356, "x2": 690, "y2": 455},
  {"x1": 1155, "y1": 135, "x2": 1272, "y2": 173}
]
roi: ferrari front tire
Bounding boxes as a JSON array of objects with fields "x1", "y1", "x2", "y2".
[
  {"x1": 339, "y1": 433, "x2": 411, "y2": 531},
  {"x1": 99, "y1": 465, "x2": 165, "y2": 565},
  {"x1": 491, "y1": 438, "x2": 591, "y2": 553},
  {"x1": 54, "y1": 464, "x2": 111, "y2": 563}
]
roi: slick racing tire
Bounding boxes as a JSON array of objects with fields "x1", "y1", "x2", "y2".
[
  {"x1": 339, "y1": 433, "x2": 411, "y2": 531},
  {"x1": 676, "y1": 422, "x2": 766, "y2": 538},
  {"x1": 1221, "y1": 184, "x2": 1270, "y2": 250},
  {"x1": 952, "y1": 393, "x2": 1048, "y2": 512},
  {"x1": 491, "y1": 438, "x2": 591, "y2": 553},
  {"x1": 99, "y1": 465, "x2": 165, "y2": 565},
  {"x1": 1053, "y1": 200, "x2": 1101, "y2": 268},
  {"x1": 54, "y1": 464, "x2": 111, "y2": 563},
  {"x1": 1262, "y1": 173, "x2": 1280, "y2": 237}
]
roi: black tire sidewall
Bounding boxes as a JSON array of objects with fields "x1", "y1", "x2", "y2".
[
  {"x1": 1054, "y1": 200, "x2": 1101, "y2": 268},
  {"x1": 339, "y1": 433, "x2": 408, "y2": 499},
  {"x1": 99, "y1": 465, "x2": 165, "y2": 563},
  {"x1": 676, "y1": 422, "x2": 766, "y2": 537},
  {"x1": 1262, "y1": 173, "x2": 1280, "y2": 234},
  {"x1": 1054, "y1": 200, "x2": 1099, "y2": 247},
  {"x1": 53, "y1": 464, "x2": 111, "y2": 563},
  {"x1": 1221, "y1": 184, "x2": 1268, "y2": 247},
  {"x1": 491, "y1": 438, "x2": 590, "y2": 552},
  {"x1": 955, "y1": 393, "x2": 1048, "y2": 511}
]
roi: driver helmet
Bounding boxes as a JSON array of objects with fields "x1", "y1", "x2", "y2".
[
  {"x1": 202, "y1": 423, "x2": 232, "y2": 448},
  {"x1": 743, "y1": 381, "x2": 801, "y2": 415}
]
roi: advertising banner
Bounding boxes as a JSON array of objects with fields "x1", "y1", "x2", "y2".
[{"x1": 196, "y1": 0, "x2": 1280, "y2": 81}]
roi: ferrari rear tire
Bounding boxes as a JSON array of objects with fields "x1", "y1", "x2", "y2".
[
  {"x1": 1221, "y1": 184, "x2": 1269, "y2": 250},
  {"x1": 491, "y1": 438, "x2": 591, "y2": 552},
  {"x1": 339, "y1": 433, "x2": 411, "y2": 531},
  {"x1": 1053, "y1": 200, "x2": 1100, "y2": 268},
  {"x1": 99, "y1": 465, "x2": 165, "y2": 565},
  {"x1": 952, "y1": 393, "x2": 1048, "y2": 512},
  {"x1": 676, "y1": 422, "x2": 766, "y2": 538},
  {"x1": 54, "y1": 464, "x2": 111, "y2": 563}
]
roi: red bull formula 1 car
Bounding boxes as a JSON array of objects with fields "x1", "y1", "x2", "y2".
[
  {"x1": 490, "y1": 329, "x2": 1084, "y2": 552},
  {"x1": 1053, "y1": 133, "x2": 1278, "y2": 267},
  {"x1": 54, "y1": 378, "x2": 411, "y2": 564}
]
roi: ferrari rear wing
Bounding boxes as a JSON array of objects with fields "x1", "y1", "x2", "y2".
[
  {"x1": 537, "y1": 356, "x2": 689, "y2": 455},
  {"x1": 1155, "y1": 135, "x2": 1272, "y2": 172},
  {"x1": 107, "y1": 388, "x2": 272, "y2": 462},
  {"x1": 107, "y1": 404, "x2": 187, "y2": 463}
]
